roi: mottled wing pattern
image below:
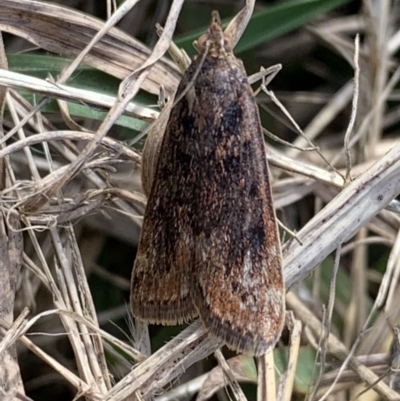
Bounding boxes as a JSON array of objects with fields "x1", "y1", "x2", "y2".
[
  {"x1": 187, "y1": 47, "x2": 285, "y2": 356},
  {"x1": 130, "y1": 72, "x2": 202, "y2": 324},
  {"x1": 131, "y1": 12, "x2": 285, "y2": 355}
]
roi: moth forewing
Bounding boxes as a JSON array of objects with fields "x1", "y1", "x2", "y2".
[
  {"x1": 129, "y1": 86, "x2": 199, "y2": 324},
  {"x1": 188, "y1": 54, "x2": 284, "y2": 356}
]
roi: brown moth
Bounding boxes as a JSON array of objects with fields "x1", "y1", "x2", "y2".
[{"x1": 130, "y1": 11, "x2": 285, "y2": 356}]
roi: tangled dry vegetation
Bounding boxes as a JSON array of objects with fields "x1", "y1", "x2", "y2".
[{"x1": 1, "y1": 0, "x2": 400, "y2": 400}]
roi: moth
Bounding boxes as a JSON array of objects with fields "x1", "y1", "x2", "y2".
[{"x1": 131, "y1": 11, "x2": 285, "y2": 356}]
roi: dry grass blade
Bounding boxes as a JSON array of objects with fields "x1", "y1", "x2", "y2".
[
  {"x1": 0, "y1": 0, "x2": 180, "y2": 95},
  {"x1": 257, "y1": 351, "x2": 276, "y2": 401},
  {"x1": 0, "y1": 30, "x2": 24, "y2": 396},
  {"x1": 225, "y1": 0, "x2": 255, "y2": 48},
  {"x1": 13, "y1": 329, "x2": 97, "y2": 398},
  {"x1": 287, "y1": 292, "x2": 400, "y2": 400},
  {"x1": 20, "y1": 0, "x2": 184, "y2": 213},
  {"x1": 2, "y1": 307, "x2": 142, "y2": 398},
  {"x1": 214, "y1": 350, "x2": 248, "y2": 401},
  {"x1": 104, "y1": 321, "x2": 220, "y2": 401},
  {"x1": 278, "y1": 313, "x2": 302, "y2": 401},
  {"x1": 59, "y1": 310, "x2": 146, "y2": 362},
  {"x1": 0, "y1": 309, "x2": 29, "y2": 357},
  {"x1": 0, "y1": 130, "x2": 140, "y2": 164},
  {"x1": 384, "y1": 230, "x2": 400, "y2": 312},
  {"x1": 194, "y1": 354, "x2": 256, "y2": 401},
  {"x1": 0, "y1": 69, "x2": 158, "y2": 122},
  {"x1": 284, "y1": 140, "x2": 400, "y2": 289}
]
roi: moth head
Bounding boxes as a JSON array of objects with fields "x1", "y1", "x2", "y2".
[{"x1": 194, "y1": 11, "x2": 233, "y2": 57}]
